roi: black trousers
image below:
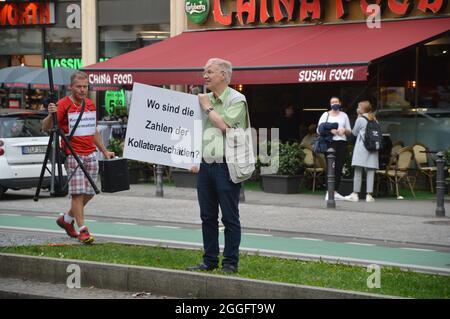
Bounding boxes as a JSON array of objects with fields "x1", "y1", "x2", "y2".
[
  {"x1": 197, "y1": 162, "x2": 241, "y2": 267},
  {"x1": 329, "y1": 140, "x2": 347, "y2": 191}
]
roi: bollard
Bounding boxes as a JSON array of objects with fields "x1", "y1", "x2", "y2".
[
  {"x1": 155, "y1": 164, "x2": 164, "y2": 197},
  {"x1": 326, "y1": 148, "x2": 336, "y2": 208},
  {"x1": 435, "y1": 152, "x2": 446, "y2": 217}
]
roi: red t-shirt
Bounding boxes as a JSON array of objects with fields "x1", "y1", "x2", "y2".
[{"x1": 56, "y1": 96, "x2": 97, "y2": 156}]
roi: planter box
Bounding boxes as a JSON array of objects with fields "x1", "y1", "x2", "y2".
[
  {"x1": 128, "y1": 168, "x2": 141, "y2": 184},
  {"x1": 142, "y1": 167, "x2": 154, "y2": 183},
  {"x1": 172, "y1": 169, "x2": 198, "y2": 188},
  {"x1": 261, "y1": 175, "x2": 302, "y2": 194}
]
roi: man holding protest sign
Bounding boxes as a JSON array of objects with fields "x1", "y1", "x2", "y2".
[
  {"x1": 187, "y1": 58, "x2": 249, "y2": 274},
  {"x1": 42, "y1": 71, "x2": 115, "y2": 244}
]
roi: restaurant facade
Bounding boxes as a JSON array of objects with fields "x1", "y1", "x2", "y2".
[
  {"x1": 0, "y1": 0, "x2": 170, "y2": 114},
  {"x1": 85, "y1": 0, "x2": 450, "y2": 153}
]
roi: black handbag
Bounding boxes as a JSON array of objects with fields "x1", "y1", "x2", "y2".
[
  {"x1": 313, "y1": 112, "x2": 329, "y2": 154},
  {"x1": 313, "y1": 137, "x2": 329, "y2": 154}
]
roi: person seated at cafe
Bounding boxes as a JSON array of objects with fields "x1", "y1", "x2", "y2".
[
  {"x1": 277, "y1": 104, "x2": 301, "y2": 143},
  {"x1": 300, "y1": 123, "x2": 318, "y2": 148}
]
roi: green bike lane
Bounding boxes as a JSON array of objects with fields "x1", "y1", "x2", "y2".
[{"x1": 1, "y1": 214, "x2": 449, "y2": 273}]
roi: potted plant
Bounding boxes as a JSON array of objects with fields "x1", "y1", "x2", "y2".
[
  {"x1": 260, "y1": 142, "x2": 305, "y2": 194},
  {"x1": 125, "y1": 160, "x2": 142, "y2": 184},
  {"x1": 107, "y1": 138, "x2": 123, "y2": 157}
]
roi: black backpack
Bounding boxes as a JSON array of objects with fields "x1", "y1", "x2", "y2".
[{"x1": 362, "y1": 116, "x2": 382, "y2": 152}]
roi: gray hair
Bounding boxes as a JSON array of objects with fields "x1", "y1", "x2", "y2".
[
  {"x1": 205, "y1": 58, "x2": 232, "y2": 84},
  {"x1": 70, "y1": 71, "x2": 89, "y2": 84}
]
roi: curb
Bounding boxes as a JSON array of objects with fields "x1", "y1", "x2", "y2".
[{"x1": 0, "y1": 253, "x2": 400, "y2": 299}]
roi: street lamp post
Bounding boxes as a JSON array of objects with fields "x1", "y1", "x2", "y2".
[{"x1": 156, "y1": 164, "x2": 164, "y2": 197}]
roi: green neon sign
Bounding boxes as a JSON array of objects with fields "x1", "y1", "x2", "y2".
[
  {"x1": 43, "y1": 57, "x2": 109, "y2": 69},
  {"x1": 105, "y1": 90, "x2": 126, "y2": 115}
]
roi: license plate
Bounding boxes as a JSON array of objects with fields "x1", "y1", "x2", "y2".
[{"x1": 22, "y1": 145, "x2": 47, "y2": 154}]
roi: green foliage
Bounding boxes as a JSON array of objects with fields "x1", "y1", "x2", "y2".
[
  {"x1": 107, "y1": 138, "x2": 124, "y2": 157},
  {"x1": 277, "y1": 142, "x2": 305, "y2": 176},
  {"x1": 258, "y1": 141, "x2": 305, "y2": 176},
  {"x1": 444, "y1": 147, "x2": 450, "y2": 166}
]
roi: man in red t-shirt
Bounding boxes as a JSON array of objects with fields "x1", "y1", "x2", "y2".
[{"x1": 43, "y1": 71, "x2": 114, "y2": 244}]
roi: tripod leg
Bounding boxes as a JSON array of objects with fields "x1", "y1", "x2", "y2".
[
  {"x1": 52, "y1": 135, "x2": 67, "y2": 196},
  {"x1": 59, "y1": 132, "x2": 100, "y2": 194},
  {"x1": 34, "y1": 130, "x2": 55, "y2": 201},
  {"x1": 50, "y1": 131, "x2": 57, "y2": 193}
]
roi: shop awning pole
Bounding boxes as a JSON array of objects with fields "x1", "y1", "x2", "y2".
[
  {"x1": 376, "y1": 63, "x2": 380, "y2": 110},
  {"x1": 415, "y1": 46, "x2": 420, "y2": 108},
  {"x1": 414, "y1": 46, "x2": 420, "y2": 143}
]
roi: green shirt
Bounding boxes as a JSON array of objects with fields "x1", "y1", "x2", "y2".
[{"x1": 202, "y1": 87, "x2": 247, "y2": 160}]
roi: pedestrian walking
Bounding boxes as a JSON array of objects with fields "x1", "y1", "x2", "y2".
[{"x1": 42, "y1": 71, "x2": 115, "y2": 244}]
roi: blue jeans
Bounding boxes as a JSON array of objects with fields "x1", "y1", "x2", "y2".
[{"x1": 197, "y1": 162, "x2": 241, "y2": 267}]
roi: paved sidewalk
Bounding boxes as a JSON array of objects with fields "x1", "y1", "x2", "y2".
[{"x1": 1, "y1": 184, "x2": 449, "y2": 247}]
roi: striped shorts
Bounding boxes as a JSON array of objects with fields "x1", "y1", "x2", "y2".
[{"x1": 66, "y1": 153, "x2": 98, "y2": 196}]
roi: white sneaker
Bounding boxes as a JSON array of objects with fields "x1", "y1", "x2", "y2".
[
  {"x1": 344, "y1": 192, "x2": 359, "y2": 202},
  {"x1": 334, "y1": 192, "x2": 345, "y2": 201},
  {"x1": 325, "y1": 192, "x2": 345, "y2": 201},
  {"x1": 366, "y1": 194, "x2": 375, "y2": 202}
]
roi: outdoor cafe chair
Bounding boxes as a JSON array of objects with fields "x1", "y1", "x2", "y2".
[
  {"x1": 376, "y1": 146, "x2": 416, "y2": 198},
  {"x1": 302, "y1": 145, "x2": 326, "y2": 192},
  {"x1": 412, "y1": 143, "x2": 437, "y2": 193}
]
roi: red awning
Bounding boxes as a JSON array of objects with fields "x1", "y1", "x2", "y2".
[{"x1": 84, "y1": 17, "x2": 450, "y2": 88}]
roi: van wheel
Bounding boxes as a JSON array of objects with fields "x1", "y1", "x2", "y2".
[{"x1": 0, "y1": 186, "x2": 7, "y2": 199}]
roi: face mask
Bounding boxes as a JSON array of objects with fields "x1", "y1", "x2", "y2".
[{"x1": 331, "y1": 104, "x2": 341, "y2": 111}]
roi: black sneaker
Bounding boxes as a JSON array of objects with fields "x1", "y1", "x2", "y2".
[
  {"x1": 186, "y1": 263, "x2": 218, "y2": 272},
  {"x1": 221, "y1": 264, "x2": 238, "y2": 274}
]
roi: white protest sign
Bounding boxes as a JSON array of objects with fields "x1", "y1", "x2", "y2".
[
  {"x1": 123, "y1": 83, "x2": 203, "y2": 170},
  {"x1": 68, "y1": 111, "x2": 96, "y2": 136}
]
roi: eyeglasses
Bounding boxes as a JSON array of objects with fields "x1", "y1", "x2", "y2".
[{"x1": 202, "y1": 69, "x2": 225, "y2": 77}]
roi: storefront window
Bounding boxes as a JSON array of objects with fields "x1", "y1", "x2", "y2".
[
  {"x1": 97, "y1": 24, "x2": 169, "y2": 119},
  {"x1": 0, "y1": 29, "x2": 42, "y2": 55},
  {"x1": 377, "y1": 34, "x2": 450, "y2": 152},
  {"x1": 420, "y1": 36, "x2": 450, "y2": 110},
  {"x1": 99, "y1": 24, "x2": 169, "y2": 58},
  {"x1": 45, "y1": 27, "x2": 81, "y2": 58}
]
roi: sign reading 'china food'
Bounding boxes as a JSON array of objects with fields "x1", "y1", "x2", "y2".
[{"x1": 89, "y1": 73, "x2": 134, "y2": 86}]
